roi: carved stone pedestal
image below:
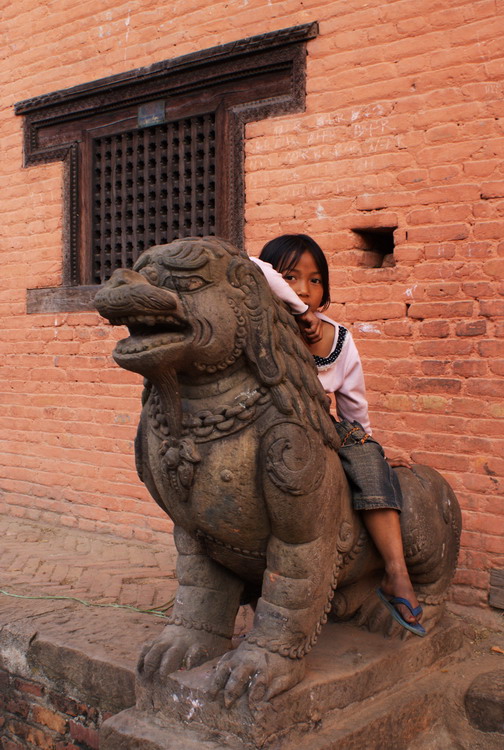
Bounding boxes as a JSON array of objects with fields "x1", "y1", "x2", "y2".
[{"x1": 100, "y1": 618, "x2": 466, "y2": 750}]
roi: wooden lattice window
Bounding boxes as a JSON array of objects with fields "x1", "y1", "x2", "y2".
[
  {"x1": 91, "y1": 114, "x2": 216, "y2": 284},
  {"x1": 16, "y1": 23, "x2": 317, "y2": 313}
]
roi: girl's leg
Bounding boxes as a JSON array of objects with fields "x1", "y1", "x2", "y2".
[
  {"x1": 361, "y1": 508, "x2": 420, "y2": 624},
  {"x1": 334, "y1": 420, "x2": 421, "y2": 626}
]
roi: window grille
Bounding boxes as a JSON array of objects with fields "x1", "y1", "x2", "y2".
[{"x1": 92, "y1": 114, "x2": 216, "y2": 284}]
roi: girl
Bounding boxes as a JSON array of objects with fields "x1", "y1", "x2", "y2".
[{"x1": 255, "y1": 234, "x2": 425, "y2": 637}]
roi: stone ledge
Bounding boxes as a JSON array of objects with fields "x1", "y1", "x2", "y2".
[{"x1": 129, "y1": 618, "x2": 466, "y2": 748}]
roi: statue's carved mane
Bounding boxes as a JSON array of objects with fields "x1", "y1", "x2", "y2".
[{"x1": 254, "y1": 284, "x2": 340, "y2": 450}]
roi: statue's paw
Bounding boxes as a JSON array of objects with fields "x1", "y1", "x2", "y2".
[
  {"x1": 417, "y1": 601, "x2": 443, "y2": 630},
  {"x1": 356, "y1": 597, "x2": 410, "y2": 640},
  {"x1": 356, "y1": 594, "x2": 441, "y2": 640},
  {"x1": 137, "y1": 624, "x2": 231, "y2": 681},
  {"x1": 209, "y1": 642, "x2": 304, "y2": 708}
]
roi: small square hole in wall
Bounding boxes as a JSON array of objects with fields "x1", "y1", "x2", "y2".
[{"x1": 353, "y1": 227, "x2": 397, "y2": 268}]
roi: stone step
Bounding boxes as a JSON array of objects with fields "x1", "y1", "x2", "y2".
[
  {"x1": 100, "y1": 616, "x2": 470, "y2": 750},
  {"x1": 270, "y1": 670, "x2": 449, "y2": 750},
  {"x1": 102, "y1": 676, "x2": 444, "y2": 750}
]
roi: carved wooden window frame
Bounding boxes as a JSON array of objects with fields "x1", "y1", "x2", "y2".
[{"x1": 15, "y1": 22, "x2": 317, "y2": 313}]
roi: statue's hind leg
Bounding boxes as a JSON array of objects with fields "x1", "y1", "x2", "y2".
[
  {"x1": 396, "y1": 464, "x2": 462, "y2": 633},
  {"x1": 334, "y1": 465, "x2": 461, "y2": 639}
]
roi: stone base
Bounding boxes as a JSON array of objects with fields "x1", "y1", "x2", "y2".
[{"x1": 100, "y1": 616, "x2": 471, "y2": 750}]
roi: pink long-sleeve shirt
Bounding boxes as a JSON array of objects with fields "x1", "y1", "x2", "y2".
[
  {"x1": 250, "y1": 255, "x2": 371, "y2": 434},
  {"x1": 314, "y1": 313, "x2": 371, "y2": 434}
]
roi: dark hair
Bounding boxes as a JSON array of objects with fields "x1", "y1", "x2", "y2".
[{"x1": 259, "y1": 234, "x2": 331, "y2": 309}]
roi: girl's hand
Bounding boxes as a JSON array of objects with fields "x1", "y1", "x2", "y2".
[
  {"x1": 386, "y1": 455, "x2": 412, "y2": 469},
  {"x1": 296, "y1": 310, "x2": 323, "y2": 343}
]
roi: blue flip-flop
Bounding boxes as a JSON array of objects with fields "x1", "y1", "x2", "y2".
[{"x1": 376, "y1": 587, "x2": 426, "y2": 637}]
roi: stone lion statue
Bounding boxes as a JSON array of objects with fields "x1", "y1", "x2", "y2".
[{"x1": 94, "y1": 237, "x2": 461, "y2": 707}]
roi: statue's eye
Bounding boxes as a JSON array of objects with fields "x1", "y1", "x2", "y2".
[
  {"x1": 164, "y1": 276, "x2": 208, "y2": 292},
  {"x1": 139, "y1": 266, "x2": 159, "y2": 285}
]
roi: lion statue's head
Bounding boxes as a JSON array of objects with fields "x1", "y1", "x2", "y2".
[{"x1": 95, "y1": 236, "x2": 338, "y2": 448}]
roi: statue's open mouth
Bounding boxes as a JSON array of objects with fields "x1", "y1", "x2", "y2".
[{"x1": 111, "y1": 314, "x2": 188, "y2": 355}]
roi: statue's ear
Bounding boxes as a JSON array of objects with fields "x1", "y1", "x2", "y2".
[{"x1": 227, "y1": 258, "x2": 285, "y2": 386}]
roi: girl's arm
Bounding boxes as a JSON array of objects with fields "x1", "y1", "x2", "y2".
[
  {"x1": 250, "y1": 257, "x2": 322, "y2": 342},
  {"x1": 334, "y1": 333, "x2": 372, "y2": 434},
  {"x1": 250, "y1": 257, "x2": 308, "y2": 313}
]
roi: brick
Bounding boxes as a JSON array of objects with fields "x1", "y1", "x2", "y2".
[
  {"x1": 407, "y1": 224, "x2": 469, "y2": 243},
  {"x1": 418, "y1": 319, "x2": 450, "y2": 338},
  {"x1": 452, "y1": 360, "x2": 487, "y2": 378},
  {"x1": 424, "y1": 244, "x2": 456, "y2": 259},
  {"x1": 479, "y1": 300, "x2": 504, "y2": 317},
  {"x1": 481, "y1": 182, "x2": 504, "y2": 199},
  {"x1": 473, "y1": 201, "x2": 495, "y2": 219},
  {"x1": 69, "y1": 721, "x2": 100, "y2": 749},
  {"x1": 474, "y1": 221, "x2": 504, "y2": 239},
  {"x1": 463, "y1": 159, "x2": 499, "y2": 177},
  {"x1": 5, "y1": 697, "x2": 30, "y2": 719},
  {"x1": 420, "y1": 360, "x2": 450, "y2": 376},
  {"x1": 14, "y1": 678, "x2": 44, "y2": 698},
  {"x1": 345, "y1": 302, "x2": 406, "y2": 321},
  {"x1": 407, "y1": 208, "x2": 437, "y2": 225},
  {"x1": 463, "y1": 512, "x2": 504, "y2": 537},
  {"x1": 393, "y1": 246, "x2": 424, "y2": 263},
  {"x1": 397, "y1": 169, "x2": 428, "y2": 185},
  {"x1": 462, "y1": 473, "x2": 499, "y2": 494},
  {"x1": 6, "y1": 718, "x2": 54, "y2": 749},
  {"x1": 467, "y1": 379, "x2": 504, "y2": 398},
  {"x1": 483, "y1": 258, "x2": 504, "y2": 279},
  {"x1": 424, "y1": 282, "x2": 460, "y2": 298},
  {"x1": 410, "y1": 450, "x2": 468, "y2": 472},
  {"x1": 403, "y1": 377, "x2": 462, "y2": 394},
  {"x1": 32, "y1": 705, "x2": 67, "y2": 734},
  {"x1": 478, "y1": 340, "x2": 503, "y2": 357},
  {"x1": 460, "y1": 241, "x2": 494, "y2": 259},
  {"x1": 380, "y1": 394, "x2": 414, "y2": 412},
  {"x1": 489, "y1": 360, "x2": 504, "y2": 376},
  {"x1": 382, "y1": 320, "x2": 413, "y2": 337},
  {"x1": 461, "y1": 281, "x2": 495, "y2": 298},
  {"x1": 456, "y1": 320, "x2": 487, "y2": 337},
  {"x1": 408, "y1": 301, "x2": 474, "y2": 319},
  {"x1": 438, "y1": 204, "x2": 472, "y2": 222}
]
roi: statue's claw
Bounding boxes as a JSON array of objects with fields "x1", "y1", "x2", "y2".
[
  {"x1": 209, "y1": 642, "x2": 304, "y2": 707},
  {"x1": 137, "y1": 624, "x2": 231, "y2": 681},
  {"x1": 356, "y1": 596, "x2": 414, "y2": 640}
]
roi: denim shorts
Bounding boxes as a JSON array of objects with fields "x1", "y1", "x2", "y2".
[{"x1": 332, "y1": 418, "x2": 403, "y2": 512}]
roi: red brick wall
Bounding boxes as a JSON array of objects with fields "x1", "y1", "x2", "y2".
[
  {"x1": 0, "y1": 669, "x2": 113, "y2": 750},
  {"x1": 1, "y1": 0, "x2": 503, "y2": 609}
]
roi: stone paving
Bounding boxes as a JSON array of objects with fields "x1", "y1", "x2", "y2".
[{"x1": 1, "y1": 514, "x2": 179, "y2": 618}]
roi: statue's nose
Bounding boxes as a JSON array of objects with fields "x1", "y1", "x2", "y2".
[{"x1": 106, "y1": 268, "x2": 148, "y2": 288}]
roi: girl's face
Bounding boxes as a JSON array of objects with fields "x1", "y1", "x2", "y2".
[{"x1": 281, "y1": 251, "x2": 324, "y2": 312}]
